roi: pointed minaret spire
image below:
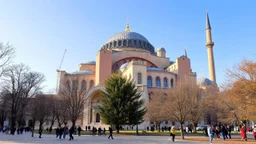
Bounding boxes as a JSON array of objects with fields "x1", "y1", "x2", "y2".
[
  {"x1": 206, "y1": 10, "x2": 211, "y2": 30},
  {"x1": 184, "y1": 46, "x2": 187, "y2": 57},
  {"x1": 205, "y1": 10, "x2": 216, "y2": 82}
]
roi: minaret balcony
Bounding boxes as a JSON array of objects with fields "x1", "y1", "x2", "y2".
[{"x1": 206, "y1": 42, "x2": 214, "y2": 47}]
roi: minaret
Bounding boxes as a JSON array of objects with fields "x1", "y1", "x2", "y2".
[{"x1": 205, "y1": 11, "x2": 216, "y2": 82}]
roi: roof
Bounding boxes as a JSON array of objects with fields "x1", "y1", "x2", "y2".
[
  {"x1": 107, "y1": 31, "x2": 149, "y2": 43},
  {"x1": 147, "y1": 67, "x2": 164, "y2": 71},
  {"x1": 84, "y1": 60, "x2": 96, "y2": 64},
  {"x1": 71, "y1": 70, "x2": 94, "y2": 75}
]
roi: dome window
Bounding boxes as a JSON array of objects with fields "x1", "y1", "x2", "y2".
[
  {"x1": 134, "y1": 40, "x2": 137, "y2": 47},
  {"x1": 123, "y1": 40, "x2": 127, "y2": 46},
  {"x1": 128, "y1": 40, "x2": 132, "y2": 47},
  {"x1": 118, "y1": 40, "x2": 121, "y2": 47},
  {"x1": 138, "y1": 41, "x2": 141, "y2": 47},
  {"x1": 114, "y1": 41, "x2": 117, "y2": 47}
]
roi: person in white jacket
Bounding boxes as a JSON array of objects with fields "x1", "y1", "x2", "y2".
[{"x1": 207, "y1": 125, "x2": 213, "y2": 144}]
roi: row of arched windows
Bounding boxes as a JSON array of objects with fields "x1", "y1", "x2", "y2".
[
  {"x1": 136, "y1": 73, "x2": 174, "y2": 88},
  {"x1": 66, "y1": 79, "x2": 94, "y2": 91},
  {"x1": 147, "y1": 76, "x2": 174, "y2": 88},
  {"x1": 104, "y1": 39, "x2": 155, "y2": 53}
]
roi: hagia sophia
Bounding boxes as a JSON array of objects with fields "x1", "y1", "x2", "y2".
[{"x1": 55, "y1": 11, "x2": 217, "y2": 129}]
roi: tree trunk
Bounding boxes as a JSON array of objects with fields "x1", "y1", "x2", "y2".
[
  {"x1": 31, "y1": 125, "x2": 35, "y2": 137},
  {"x1": 116, "y1": 124, "x2": 120, "y2": 133},
  {"x1": 10, "y1": 117, "x2": 16, "y2": 135},
  {"x1": 191, "y1": 122, "x2": 197, "y2": 133},
  {"x1": 180, "y1": 122, "x2": 184, "y2": 140},
  {"x1": 72, "y1": 120, "x2": 76, "y2": 127},
  {"x1": 157, "y1": 122, "x2": 161, "y2": 132},
  {"x1": 50, "y1": 118, "x2": 55, "y2": 128}
]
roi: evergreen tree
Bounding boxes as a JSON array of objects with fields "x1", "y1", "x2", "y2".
[{"x1": 99, "y1": 74, "x2": 146, "y2": 133}]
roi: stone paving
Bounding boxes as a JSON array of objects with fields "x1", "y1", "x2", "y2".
[{"x1": 0, "y1": 133, "x2": 207, "y2": 144}]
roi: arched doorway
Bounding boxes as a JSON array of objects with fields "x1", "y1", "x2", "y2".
[{"x1": 89, "y1": 90, "x2": 102, "y2": 124}]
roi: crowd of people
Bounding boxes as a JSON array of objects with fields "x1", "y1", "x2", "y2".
[{"x1": 206, "y1": 124, "x2": 256, "y2": 144}]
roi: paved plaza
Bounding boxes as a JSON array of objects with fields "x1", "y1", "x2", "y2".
[{"x1": 0, "y1": 133, "x2": 207, "y2": 144}]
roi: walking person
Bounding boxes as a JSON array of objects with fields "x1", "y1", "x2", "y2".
[
  {"x1": 240, "y1": 124, "x2": 247, "y2": 141},
  {"x1": 207, "y1": 125, "x2": 214, "y2": 144},
  {"x1": 39, "y1": 126, "x2": 43, "y2": 138},
  {"x1": 227, "y1": 125, "x2": 232, "y2": 139},
  {"x1": 169, "y1": 126, "x2": 176, "y2": 142},
  {"x1": 77, "y1": 126, "x2": 82, "y2": 136},
  {"x1": 108, "y1": 127, "x2": 113, "y2": 139},
  {"x1": 253, "y1": 125, "x2": 256, "y2": 140},
  {"x1": 103, "y1": 128, "x2": 106, "y2": 136},
  {"x1": 69, "y1": 126, "x2": 74, "y2": 141}
]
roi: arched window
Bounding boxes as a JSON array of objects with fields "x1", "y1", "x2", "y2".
[
  {"x1": 170, "y1": 79, "x2": 174, "y2": 88},
  {"x1": 113, "y1": 41, "x2": 117, "y2": 47},
  {"x1": 156, "y1": 77, "x2": 161, "y2": 87},
  {"x1": 96, "y1": 113, "x2": 100, "y2": 123},
  {"x1": 123, "y1": 40, "x2": 127, "y2": 46},
  {"x1": 118, "y1": 40, "x2": 121, "y2": 47},
  {"x1": 90, "y1": 80, "x2": 94, "y2": 88},
  {"x1": 128, "y1": 40, "x2": 132, "y2": 46},
  {"x1": 109, "y1": 42, "x2": 112, "y2": 48},
  {"x1": 164, "y1": 77, "x2": 168, "y2": 88},
  {"x1": 137, "y1": 73, "x2": 142, "y2": 84},
  {"x1": 72, "y1": 80, "x2": 78, "y2": 91},
  {"x1": 147, "y1": 76, "x2": 152, "y2": 87},
  {"x1": 138, "y1": 41, "x2": 141, "y2": 47},
  {"x1": 81, "y1": 80, "x2": 86, "y2": 91},
  {"x1": 134, "y1": 40, "x2": 137, "y2": 47}
]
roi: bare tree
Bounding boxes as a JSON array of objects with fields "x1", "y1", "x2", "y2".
[
  {"x1": 35, "y1": 95, "x2": 50, "y2": 129},
  {"x1": 48, "y1": 95, "x2": 58, "y2": 129},
  {"x1": 165, "y1": 77, "x2": 194, "y2": 139},
  {"x1": 186, "y1": 84, "x2": 204, "y2": 133},
  {"x1": 3, "y1": 64, "x2": 44, "y2": 134},
  {"x1": 58, "y1": 76, "x2": 87, "y2": 127},
  {"x1": 0, "y1": 90, "x2": 9, "y2": 127},
  {"x1": 145, "y1": 89, "x2": 169, "y2": 132},
  {"x1": 0, "y1": 42, "x2": 15, "y2": 78}
]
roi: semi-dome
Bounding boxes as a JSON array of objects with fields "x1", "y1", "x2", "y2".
[
  {"x1": 102, "y1": 24, "x2": 155, "y2": 53},
  {"x1": 198, "y1": 77, "x2": 213, "y2": 86}
]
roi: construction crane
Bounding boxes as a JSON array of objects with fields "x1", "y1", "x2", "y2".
[
  {"x1": 57, "y1": 49, "x2": 67, "y2": 72},
  {"x1": 56, "y1": 49, "x2": 67, "y2": 92}
]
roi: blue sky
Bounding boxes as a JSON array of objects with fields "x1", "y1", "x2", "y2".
[{"x1": 0, "y1": 0, "x2": 255, "y2": 91}]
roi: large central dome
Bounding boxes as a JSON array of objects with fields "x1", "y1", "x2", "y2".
[
  {"x1": 102, "y1": 25, "x2": 155, "y2": 53},
  {"x1": 106, "y1": 31, "x2": 149, "y2": 43}
]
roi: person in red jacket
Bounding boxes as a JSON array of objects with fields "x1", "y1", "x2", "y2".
[
  {"x1": 240, "y1": 125, "x2": 247, "y2": 141},
  {"x1": 253, "y1": 125, "x2": 256, "y2": 140}
]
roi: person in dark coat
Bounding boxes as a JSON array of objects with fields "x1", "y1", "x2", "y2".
[
  {"x1": 69, "y1": 126, "x2": 74, "y2": 141},
  {"x1": 77, "y1": 126, "x2": 82, "y2": 136},
  {"x1": 103, "y1": 128, "x2": 106, "y2": 136},
  {"x1": 108, "y1": 127, "x2": 113, "y2": 139},
  {"x1": 39, "y1": 126, "x2": 43, "y2": 138}
]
